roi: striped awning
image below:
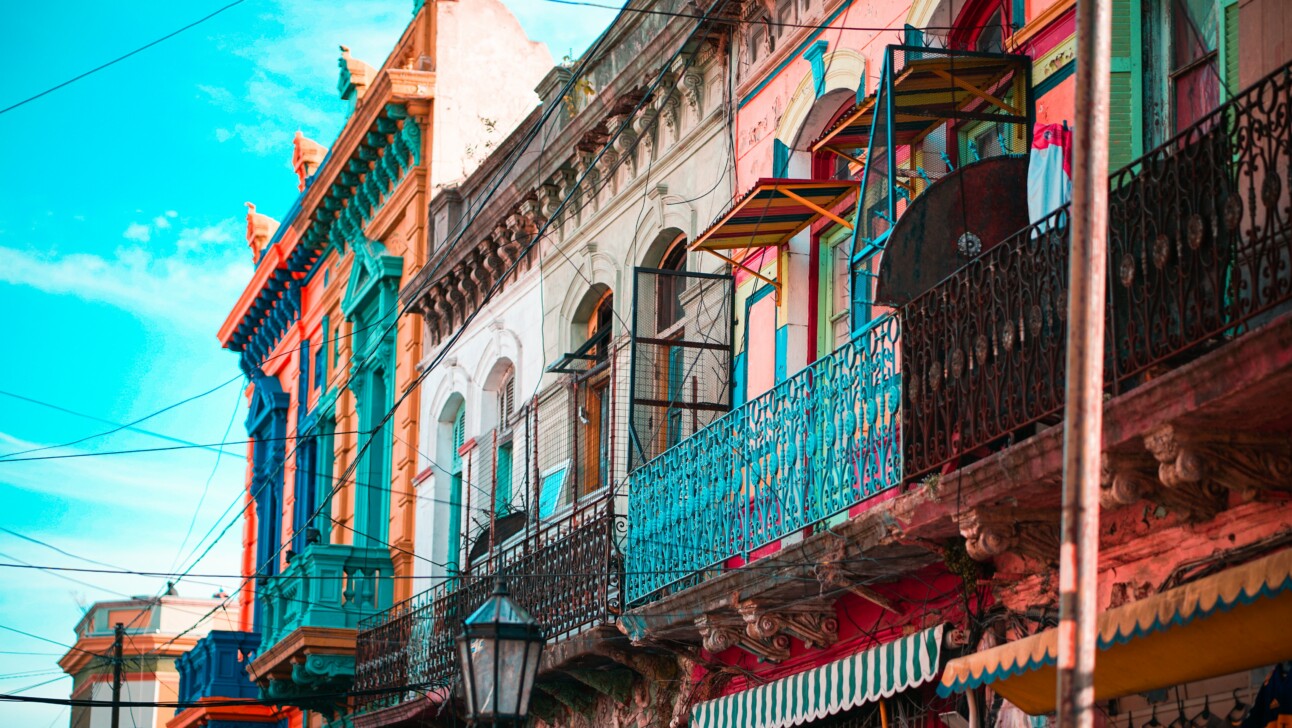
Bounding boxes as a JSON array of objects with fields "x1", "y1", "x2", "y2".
[
  {"x1": 691, "y1": 624, "x2": 945, "y2": 728},
  {"x1": 690, "y1": 179, "x2": 858, "y2": 252},
  {"x1": 938, "y1": 549, "x2": 1292, "y2": 715},
  {"x1": 811, "y1": 51, "x2": 1029, "y2": 155},
  {"x1": 810, "y1": 94, "x2": 877, "y2": 156}
]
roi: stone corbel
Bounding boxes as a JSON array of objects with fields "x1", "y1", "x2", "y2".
[
  {"x1": 1145, "y1": 424, "x2": 1292, "y2": 500},
  {"x1": 1100, "y1": 451, "x2": 1160, "y2": 509},
  {"x1": 539, "y1": 180, "x2": 563, "y2": 220},
  {"x1": 814, "y1": 541, "x2": 901, "y2": 614},
  {"x1": 660, "y1": 90, "x2": 682, "y2": 135},
  {"x1": 959, "y1": 506, "x2": 1060, "y2": 564},
  {"x1": 738, "y1": 600, "x2": 839, "y2": 650},
  {"x1": 682, "y1": 68, "x2": 705, "y2": 113},
  {"x1": 695, "y1": 613, "x2": 790, "y2": 663}
]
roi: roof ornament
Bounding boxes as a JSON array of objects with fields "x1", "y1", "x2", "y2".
[
  {"x1": 292, "y1": 131, "x2": 327, "y2": 191},
  {"x1": 245, "y1": 202, "x2": 281, "y2": 263},
  {"x1": 338, "y1": 44, "x2": 376, "y2": 102}
]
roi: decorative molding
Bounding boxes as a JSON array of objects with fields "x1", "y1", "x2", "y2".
[
  {"x1": 737, "y1": 600, "x2": 840, "y2": 650},
  {"x1": 695, "y1": 613, "x2": 790, "y2": 662},
  {"x1": 959, "y1": 506, "x2": 1060, "y2": 563},
  {"x1": 1144, "y1": 424, "x2": 1291, "y2": 504}
]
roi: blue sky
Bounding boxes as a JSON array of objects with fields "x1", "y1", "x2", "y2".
[{"x1": 0, "y1": 0, "x2": 609, "y2": 723}]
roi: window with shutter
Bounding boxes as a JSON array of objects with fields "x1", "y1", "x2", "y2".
[
  {"x1": 499, "y1": 372, "x2": 515, "y2": 432},
  {"x1": 1109, "y1": 0, "x2": 1145, "y2": 171},
  {"x1": 452, "y1": 406, "x2": 465, "y2": 471}
]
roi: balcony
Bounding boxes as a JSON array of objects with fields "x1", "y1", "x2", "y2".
[
  {"x1": 169, "y1": 631, "x2": 277, "y2": 727},
  {"x1": 625, "y1": 316, "x2": 902, "y2": 605},
  {"x1": 353, "y1": 493, "x2": 622, "y2": 721},
  {"x1": 904, "y1": 60, "x2": 1292, "y2": 478},
  {"x1": 247, "y1": 543, "x2": 394, "y2": 707}
]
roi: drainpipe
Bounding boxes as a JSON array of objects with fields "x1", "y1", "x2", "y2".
[{"x1": 1058, "y1": 0, "x2": 1112, "y2": 726}]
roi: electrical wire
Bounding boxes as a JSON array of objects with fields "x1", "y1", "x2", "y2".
[
  {"x1": 0, "y1": 390, "x2": 244, "y2": 459},
  {"x1": 0, "y1": 375, "x2": 244, "y2": 461},
  {"x1": 122, "y1": 0, "x2": 663, "y2": 655},
  {"x1": 0, "y1": 0, "x2": 249, "y2": 116}
]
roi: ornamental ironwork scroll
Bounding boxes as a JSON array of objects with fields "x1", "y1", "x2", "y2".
[
  {"x1": 353, "y1": 493, "x2": 622, "y2": 711},
  {"x1": 625, "y1": 316, "x2": 902, "y2": 606},
  {"x1": 902, "y1": 61, "x2": 1292, "y2": 479}
]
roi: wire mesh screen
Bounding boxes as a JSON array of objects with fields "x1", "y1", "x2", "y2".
[{"x1": 627, "y1": 267, "x2": 734, "y2": 471}]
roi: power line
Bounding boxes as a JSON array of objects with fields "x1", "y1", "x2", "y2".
[
  {"x1": 0, "y1": 375, "x2": 244, "y2": 461},
  {"x1": 0, "y1": 430, "x2": 364, "y2": 463},
  {"x1": 0, "y1": 391, "x2": 244, "y2": 459},
  {"x1": 0, "y1": 0, "x2": 249, "y2": 116},
  {"x1": 540, "y1": 0, "x2": 994, "y2": 34}
]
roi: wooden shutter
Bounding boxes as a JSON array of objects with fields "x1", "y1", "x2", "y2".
[
  {"x1": 1221, "y1": 0, "x2": 1240, "y2": 100},
  {"x1": 452, "y1": 406, "x2": 465, "y2": 470},
  {"x1": 1109, "y1": 0, "x2": 1144, "y2": 171}
]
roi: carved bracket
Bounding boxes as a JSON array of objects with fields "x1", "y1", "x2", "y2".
[
  {"x1": 959, "y1": 506, "x2": 1060, "y2": 564},
  {"x1": 1103, "y1": 447, "x2": 1226, "y2": 521},
  {"x1": 737, "y1": 600, "x2": 839, "y2": 650},
  {"x1": 1145, "y1": 424, "x2": 1292, "y2": 500},
  {"x1": 695, "y1": 613, "x2": 789, "y2": 663}
]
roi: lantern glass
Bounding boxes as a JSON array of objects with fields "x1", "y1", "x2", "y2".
[{"x1": 456, "y1": 580, "x2": 545, "y2": 723}]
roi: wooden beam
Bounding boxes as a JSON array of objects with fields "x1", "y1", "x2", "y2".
[
  {"x1": 777, "y1": 186, "x2": 854, "y2": 230},
  {"x1": 929, "y1": 67, "x2": 1024, "y2": 116}
]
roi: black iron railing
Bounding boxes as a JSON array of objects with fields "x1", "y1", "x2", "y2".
[
  {"x1": 353, "y1": 493, "x2": 623, "y2": 712},
  {"x1": 903, "y1": 61, "x2": 1292, "y2": 478}
]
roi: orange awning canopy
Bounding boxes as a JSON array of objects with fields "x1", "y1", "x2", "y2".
[
  {"x1": 691, "y1": 178, "x2": 858, "y2": 252},
  {"x1": 937, "y1": 549, "x2": 1292, "y2": 715},
  {"x1": 811, "y1": 52, "x2": 1028, "y2": 155}
]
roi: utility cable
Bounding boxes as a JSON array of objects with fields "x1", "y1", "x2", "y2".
[{"x1": 0, "y1": 0, "x2": 249, "y2": 116}]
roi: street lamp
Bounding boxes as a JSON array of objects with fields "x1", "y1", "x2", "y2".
[{"x1": 456, "y1": 579, "x2": 545, "y2": 726}]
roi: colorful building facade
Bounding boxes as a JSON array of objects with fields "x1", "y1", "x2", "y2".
[
  {"x1": 186, "y1": 1, "x2": 551, "y2": 726},
  {"x1": 60, "y1": 593, "x2": 239, "y2": 728},
  {"x1": 338, "y1": 0, "x2": 1292, "y2": 726}
]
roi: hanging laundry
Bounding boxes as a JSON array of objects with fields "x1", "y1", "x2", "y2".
[{"x1": 1027, "y1": 122, "x2": 1073, "y2": 225}]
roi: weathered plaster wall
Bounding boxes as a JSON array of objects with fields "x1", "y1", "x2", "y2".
[
  {"x1": 431, "y1": 0, "x2": 553, "y2": 191},
  {"x1": 413, "y1": 272, "x2": 545, "y2": 580}
]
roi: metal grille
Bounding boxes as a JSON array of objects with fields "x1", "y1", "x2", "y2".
[
  {"x1": 903, "y1": 61, "x2": 1292, "y2": 478},
  {"x1": 627, "y1": 267, "x2": 734, "y2": 471},
  {"x1": 353, "y1": 493, "x2": 622, "y2": 710},
  {"x1": 626, "y1": 316, "x2": 901, "y2": 605}
]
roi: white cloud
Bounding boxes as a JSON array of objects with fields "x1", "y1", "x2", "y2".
[
  {"x1": 166, "y1": 210, "x2": 178, "y2": 218},
  {"x1": 123, "y1": 222, "x2": 151, "y2": 242},
  {"x1": 202, "y1": 0, "x2": 409, "y2": 157},
  {"x1": 153, "y1": 215, "x2": 171, "y2": 230},
  {"x1": 0, "y1": 232, "x2": 251, "y2": 330},
  {"x1": 178, "y1": 222, "x2": 238, "y2": 253}
]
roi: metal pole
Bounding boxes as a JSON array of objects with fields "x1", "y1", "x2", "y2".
[
  {"x1": 110, "y1": 622, "x2": 124, "y2": 728},
  {"x1": 1058, "y1": 0, "x2": 1112, "y2": 726}
]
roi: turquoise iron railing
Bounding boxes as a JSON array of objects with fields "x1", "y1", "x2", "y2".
[
  {"x1": 626, "y1": 315, "x2": 901, "y2": 605},
  {"x1": 256, "y1": 543, "x2": 394, "y2": 653}
]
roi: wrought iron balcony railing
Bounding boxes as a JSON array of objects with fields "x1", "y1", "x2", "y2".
[
  {"x1": 625, "y1": 316, "x2": 902, "y2": 605},
  {"x1": 174, "y1": 630, "x2": 261, "y2": 709},
  {"x1": 256, "y1": 543, "x2": 395, "y2": 654},
  {"x1": 353, "y1": 493, "x2": 622, "y2": 713},
  {"x1": 903, "y1": 60, "x2": 1292, "y2": 478}
]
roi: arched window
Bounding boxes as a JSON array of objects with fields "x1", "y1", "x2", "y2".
[
  {"x1": 445, "y1": 400, "x2": 466, "y2": 574},
  {"x1": 655, "y1": 234, "x2": 689, "y2": 333}
]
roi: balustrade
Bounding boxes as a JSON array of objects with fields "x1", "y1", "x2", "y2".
[
  {"x1": 625, "y1": 317, "x2": 902, "y2": 605},
  {"x1": 256, "y1": 543, "x2": 394, "y2": 654},
  {"x1": 174, "y1": 630, "x2": 261, "y2": 709},
  {"x1": 353, "y1": 494, "x2": 622, "y2": 713},
  {"x1": 903, "y1": 61, "x2": 1292, "y2": 479}
]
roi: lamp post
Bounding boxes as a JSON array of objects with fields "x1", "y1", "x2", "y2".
[{"x1": 456, "y1": 579, "x2": 546, "y2": 727}]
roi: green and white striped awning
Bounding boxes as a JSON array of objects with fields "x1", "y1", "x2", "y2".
[{"x1": 691, "y1": 624, "x2": 945, "y2": 728}]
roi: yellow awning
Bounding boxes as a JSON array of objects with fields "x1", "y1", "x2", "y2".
[{"x1": 938, "y1": 549, "x2": 1292, "y2": 715}]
